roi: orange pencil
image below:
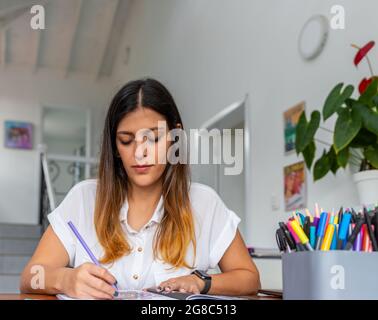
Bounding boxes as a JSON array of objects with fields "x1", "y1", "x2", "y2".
[
  {"x1": 362, "y1": 225, "x2": 371, "y2": 252},
  {"x1": 326, "y1": 212, "x2": 331, "y2": 226}
]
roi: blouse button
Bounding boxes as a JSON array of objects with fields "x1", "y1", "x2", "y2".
[
  {"x1": 133, "y1": 274, "x2": 139, "y2": 280},
  {"x1": 137, "y1": 247, "x2": 143, "y2": 252}
]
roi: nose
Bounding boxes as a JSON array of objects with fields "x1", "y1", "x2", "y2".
[{"x1": 134, "y1": 138, "x2": 148, "y2": 162}]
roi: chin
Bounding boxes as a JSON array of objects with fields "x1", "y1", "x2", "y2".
[{"x1": 129, "y1": 175, "x2": 159, "y2": 188}]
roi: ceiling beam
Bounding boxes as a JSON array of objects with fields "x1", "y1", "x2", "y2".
[
  {"x1": 93, "y1": 0, "x2": 120, "y2": 81},
  {"x1": 0, "y1": 1, "x2": 38, "y2": 13},
  {"x1": 0, "y1": 0, "x2": 48, "y2": 71},
  {"x1": 30, "y1": 28, "x2": 41, "y2": 72},
  {"x1": 62, "y1": 0, "x2": 83, "y2": 78},
  {"x1": 0, "y1": 5, "x2": 29, "y2": 30},
  {"x1": 96, "y1": 0, "x2": 130, "y2": 79},
  {"x1": 0, "y1": 28, "x2": 8, "y2": 68},
  {"x1": 0, "y1": 0, "x2": 44, "y2": 30}
]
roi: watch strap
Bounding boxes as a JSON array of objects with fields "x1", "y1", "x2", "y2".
[
  {"x1": 201, "y1": 277, "x2": 211, "y2": 294},
  {"x1": 191, "y1": 270, "x2": 211, "y2": 294}
]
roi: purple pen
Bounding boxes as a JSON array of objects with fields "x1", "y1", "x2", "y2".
[
  {"x1": 67, "y1": 221, "x2": 119, "y2": 292},
  {"x1": 354, "y1": 227, "x2": 363, "y2": 251}
]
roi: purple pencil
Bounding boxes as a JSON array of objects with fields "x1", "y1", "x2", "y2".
[
  {"x1": 353, "y1": 227, "x2": 363, "y2": 251},
  {"x1": 67, "y1": 221, "x2": 118, "y2": 291}
]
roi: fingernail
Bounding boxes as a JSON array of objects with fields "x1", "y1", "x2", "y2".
[{"x1": 113, "y1": 291, "x2": 119, "y2": 297}]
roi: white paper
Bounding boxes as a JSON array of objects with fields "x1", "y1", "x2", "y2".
[{"x1": 57, "y1": 289, "x2": 176, "y2": 300}]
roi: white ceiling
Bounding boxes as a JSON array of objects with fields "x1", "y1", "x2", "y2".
[{"x1": 0, "y1": 0, "x2": 130, "y2": 79}]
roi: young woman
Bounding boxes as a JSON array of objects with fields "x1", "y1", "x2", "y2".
[{"x1": 20, "y1": 78, "x2": 260, "y2": 299}]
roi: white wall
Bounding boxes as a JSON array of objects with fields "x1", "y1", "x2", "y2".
[
  {"x1": 111, "y1": 0, "x2": 375, "y2": 249},
  {"x1": 0, "y1": 68, "x2": 115, "y2": 224},
  {"x1": 0, "y1": 100, "x2": 41, "y2": 225}
]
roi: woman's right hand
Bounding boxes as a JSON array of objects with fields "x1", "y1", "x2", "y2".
[{"x1": 60, "y1": 262, "x2": 118, "y2": 299}]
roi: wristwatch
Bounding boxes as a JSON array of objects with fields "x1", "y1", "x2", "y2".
[{"x1": 191, "y1": 270, "x2": 212, "y2": 294}]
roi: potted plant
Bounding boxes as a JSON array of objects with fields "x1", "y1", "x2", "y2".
[{"x1": 295, "y1": 41, "x2": 378, "y2": 205}]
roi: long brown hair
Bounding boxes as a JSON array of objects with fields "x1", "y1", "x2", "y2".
[{"x1": 94, "y1": 78, "x2": 196, "y2": 269}]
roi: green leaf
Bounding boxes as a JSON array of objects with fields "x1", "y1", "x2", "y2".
[
  {"x1": 334, "y1": 107, "x2": 362, "y2": 153},
  {"x1": 295, "y1": 110, "x2": 320, "y2": 154},
  {"x1": 302, "y1": 141, "x2": 316, "y2": 169},
  {"x1": 354, "y1": 103, "x2": 378, "y2": 136},
  {"x1": 323, "y1": 83, "x2": 354, "y2": 121},
  {"x1": 350, "y1": 128, "x2": 377, "y2": 148},
  {"x1": 305, "y1": 110, "x2": 321, "y2": 144},
  {"x1": 328, "y1": 147, "x2": 339, "y2": 174},
  {"x1": 364, "y1": 145, "x2": 378, "y2": 169},
  {"x1": 323, "y1": 83, "x2": 343, "y2": 120},
  {"x1": 372, "y1": 95, "x2": 378, "y2": 106},
  {"x1": 295, "y1": 111, "x2": 308, "y2": 153},
  {"x1": 337, "y1": 147, "x2": 349, "y2": 168},
  {"x1": 344, "y1": 98, "x2": 356, "y2": 108},
  {"x1": 314, "y1": 150, "x2": 331, "y2": 181},
  {"x1": 359, "y1": 78, "x2": 378, "y2": 106}
]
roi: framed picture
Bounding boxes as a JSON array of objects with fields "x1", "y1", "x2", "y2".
[
  {"x1": 4, "y1": 121, "x2": 33, "y2": 150},
  {"x1": 284, "y1": 101, "x2": 305, "y2": 154},
  {"x1": 284, "y1": 161, "x2": 306, "y2": 211}
]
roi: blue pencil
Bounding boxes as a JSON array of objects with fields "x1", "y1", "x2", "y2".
[
  {"x1": 67, "y1": 221, "x2": 118, "y2": 292},
  {"x1": 330, "y1": 225, "x2": 338, "y2": 250}
]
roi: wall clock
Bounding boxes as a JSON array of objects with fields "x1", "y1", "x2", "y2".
[{"x1": 298, "y1": 15, "x2": 329, "y2": 61}]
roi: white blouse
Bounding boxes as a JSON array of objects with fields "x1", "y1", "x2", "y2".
[{"x1": 47, "y1": 179, "x2": 241, "y2": 290}]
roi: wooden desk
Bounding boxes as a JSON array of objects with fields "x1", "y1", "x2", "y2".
[
  {"x1": 0, "y1": 292, "x2": 281, "y2": 300},
  {"x1": 0, "y1": 294, "x2": 57, "y2": 300}
]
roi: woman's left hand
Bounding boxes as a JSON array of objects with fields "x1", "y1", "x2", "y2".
[{"x1": 158, "y1": 274, "x2": 205, "y2": 294}]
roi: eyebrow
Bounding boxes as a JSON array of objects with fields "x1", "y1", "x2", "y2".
[{"x1": 117, "y1": 127, "x2": 160, "y2": 135}]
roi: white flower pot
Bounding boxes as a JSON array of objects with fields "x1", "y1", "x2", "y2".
[{"x1": 352, "y1": 170, "x2": 378, "y2": 205}]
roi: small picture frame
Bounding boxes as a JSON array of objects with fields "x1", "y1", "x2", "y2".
[
  {"x1": 4, "y1": 120, "x2": 33, "y2": 150},
  {"x1": 284, "y1": 161, "x2": 307, "y2": 212},
  {"x1": 284, "y1": 101, "x2": 305, "y2": 154}
]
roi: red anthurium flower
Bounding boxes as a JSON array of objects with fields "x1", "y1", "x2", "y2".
[
  {"x1": 358, "y1": 77, "x2": 373, "y2": 94},
  {"x1": 354, "y1": 41, "x2": 375, "y2": 66}
]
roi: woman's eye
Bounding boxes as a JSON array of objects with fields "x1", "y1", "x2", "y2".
[{"x1": 120, "y1": 140, "x2": 132, "y2": 145}]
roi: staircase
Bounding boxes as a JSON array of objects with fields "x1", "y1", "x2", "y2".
[{"x1": 0, "y1": 224, "x2": 41, "y2": 293}]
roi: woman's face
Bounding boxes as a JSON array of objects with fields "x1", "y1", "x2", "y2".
[{"x1": 116, "y1": 107, "x2": 171, "y2": 188}]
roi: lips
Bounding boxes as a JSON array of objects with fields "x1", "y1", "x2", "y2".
[{"x1": 132, "y1": 164, "x2": 154, "y2": 173}]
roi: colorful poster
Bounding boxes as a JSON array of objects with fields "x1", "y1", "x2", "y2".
[
  {"x1": 284, "y1": 102, "x2": 305, "y2": 154},
  {"x1": 4, "y1": 121, "x2": 33, "y2": 150},
  {"x1": 284, "y1": 161, "x2": 306, "y2": 211}
]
